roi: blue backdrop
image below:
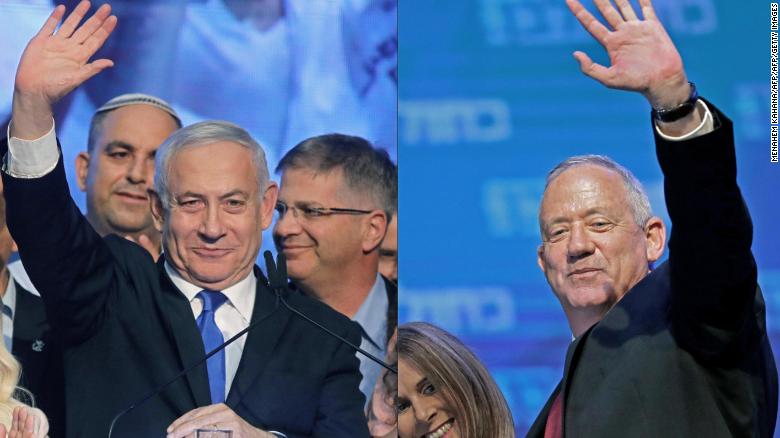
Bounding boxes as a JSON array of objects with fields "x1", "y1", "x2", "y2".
[{"x1": 399, "y1": 0, "x2": 779, "y2": 435}]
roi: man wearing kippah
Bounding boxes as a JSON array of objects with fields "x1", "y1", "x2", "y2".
[{"x1": 75, "y1": 93, "x2": 181, "y2": 256}]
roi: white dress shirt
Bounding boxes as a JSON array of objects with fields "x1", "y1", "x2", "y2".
[{"x1": 164, "y1": 263, "x2": 256, "y2": 397}]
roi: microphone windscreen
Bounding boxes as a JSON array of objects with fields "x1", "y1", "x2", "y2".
[
  {"x1": 263, "y1": 250, "x2": 280, "y2": 288},
  {"x1": 276, "y1": 251, "x2": 288, "y2": 281}
]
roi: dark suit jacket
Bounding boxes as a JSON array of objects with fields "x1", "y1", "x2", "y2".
[
  {"x1": 1, "y1": 144, "x2": 370, "y2": 438},
  {"x1": 526, "y1": 103, "x2": 778, "y2": 437},
  {"x1": 12, "y1": 281, "x2": 65, "y2": 438}
]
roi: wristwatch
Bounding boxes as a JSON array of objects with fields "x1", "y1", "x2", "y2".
[{"x1": 652, "y1": 82, "x2": 698, "y2": 123}]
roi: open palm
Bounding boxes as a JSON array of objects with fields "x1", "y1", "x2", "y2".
[
  {"x1": 14, "y1": 1, "x2": 116, "y2": 106},
  {"x1": 567, "y1": 0, "x2": 688, "y2": 108}
]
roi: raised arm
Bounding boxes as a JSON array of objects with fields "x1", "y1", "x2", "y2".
[
  {"x1": 567, "y1": 0, "x2": 757, "y2": 355},
  {"x1": 11, "y1": 1, "x2": 116, "y2": 140},
  {"x1": 2, "y1": 2, "x2": 119, "y2": 345}
]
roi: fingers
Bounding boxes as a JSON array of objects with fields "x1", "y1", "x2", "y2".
[
  {"x1": 566, "y1": 0, "x2": 610, "y2": 45},
  {"x1": 613, "y1": 0, "x2": 639, "y2": 21},
  {"x1": 638, "y1": 0, "x2": 658, "y2": 20},
  {"x1": 81, "y1": 14, "x2": 118, "y2": 57},
  {"x1": 592, "y1": 0, "x2": 624, "y2": 29},
  {"x1": 71, "y1": 3, "x2": 112, "y2": 44},
  {"x1": 55, "y1": 0, "x2": 91, "y2": 40},
  {"x1": 78, "y1": 58, "x2": 115, "y2": 85},
  {"x1": 167, "y1": 404, "x2": 233, "y2": 438},
  {"x1": 573, "y1": 51, "x2": 613, "y2": 85},
  {"x1": 36, "y1": 5, "x2": 66, "y2": 38}
]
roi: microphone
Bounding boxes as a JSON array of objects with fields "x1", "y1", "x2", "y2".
[
  {"x1": 263, "y1": 250, "x2": 397, "y2": 375},
  {"x1": 107, "y1": 279, "x2": 281, "y2": 437}
]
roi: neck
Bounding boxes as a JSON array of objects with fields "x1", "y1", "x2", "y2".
[
  {"x1": 86, "y1": 212, "x2": 161, "y2": 254},
  {"x1": 567, "y1": 306, "x2": 608, "y2": 338},
  {"x1": 297, "y1": 269, "x2": 377, "y2": 318},
  {"x1": 0, "y1": 268, "x2": 9, "y2": 299}
]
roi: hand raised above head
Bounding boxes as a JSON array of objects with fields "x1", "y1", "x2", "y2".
[
  {"x1": 566, "y1": 0, "x2": 690, "y2": 110},
  {"x1": 12, "y1": 1, "x2": 117, "y2": 140}
]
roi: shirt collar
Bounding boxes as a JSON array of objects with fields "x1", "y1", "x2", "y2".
[
  {"x1": 352, "y1": 274, "x2": 388, "y2": 349},
  {"x1": 164, "y1": 261, "x2": 256, "y2": 322}
]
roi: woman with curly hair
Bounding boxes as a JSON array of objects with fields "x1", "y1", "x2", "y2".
[{"x1": 396, "y1": 322, "x2": 514, "y2": 438}]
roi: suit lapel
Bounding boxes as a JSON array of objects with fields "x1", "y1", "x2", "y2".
[
  {"x1": 156, "y1": 259, "x2": 212, "y2": 408},
  {"x1": 12, "y1": 282, "x2": 46, "y2": 352},
  {"x1": 226, "y1": 266, "x2": 291, "y2": 406}
]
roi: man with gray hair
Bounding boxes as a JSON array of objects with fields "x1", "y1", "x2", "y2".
[
  {"x1": 2, "y1": 2, "x2": 368, "y2": 437},
  {"x1": 527, "y1": 0, "x2": 777, "y2": 436},
  {"x1": 273, "y1": 133, "x2": 397, "y2": 404}
]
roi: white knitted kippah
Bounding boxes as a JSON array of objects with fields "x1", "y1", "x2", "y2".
[{"x1": 95, "y1": 93, "x2": 181, "y2": 127}]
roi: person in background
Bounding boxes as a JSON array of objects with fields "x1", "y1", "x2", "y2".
[
  {"x1": 396, "y1": 322, "x2": 515, "y2": 438},
  {"x1": 378, "y1": 213, "x2": 397, "y2": 284},
  {"x1": 274, "y1": 133, "x2": 398, "y2": 403},
  {"x1": 0, "y1": 334, "x2": 48, "y2": 437}
]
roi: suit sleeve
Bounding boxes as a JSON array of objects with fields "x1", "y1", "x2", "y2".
[
  {"x1": 309, "y1": 321, "x2": 370, "y2": 438},
  {"x1": 656, "y1": 101, "x2": 759, "y2": 359},
  {"x1": 1, "y1": 138, "x2": 119, "y2": 346}
]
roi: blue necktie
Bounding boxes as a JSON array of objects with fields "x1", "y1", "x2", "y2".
[{"x1": 196, "y1": 290, "x2": 228, "y2": 404}]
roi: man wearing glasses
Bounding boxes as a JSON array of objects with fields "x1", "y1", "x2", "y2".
[{"x1": 273, "y1": 134, "x2": 398, "y2": 404}]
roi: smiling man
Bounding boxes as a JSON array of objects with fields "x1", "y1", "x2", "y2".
[
  {"x1": 75, "y1": 93, "x2": 181, "y2": 254},
  {"x1": 526, "y1": 0, "x2": 777, "y2": 436},
  {"x1": 273, "y1": 134, "x2": 397, "y2": 404},
  {"x1": 2, "y1": 2, "x2": 368, "y2": 437}
]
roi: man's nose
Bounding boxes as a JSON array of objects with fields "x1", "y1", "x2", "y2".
[
  {"x1": 273, "y1": 206, "x2": 303, "y2": 237},
  {"x1": 126, "y1": 156, "x2": 149, "y2": 184},
  {"x1": 567, "y1": 223, "x2": 595, "y2": 259},
  {"x1": 198, "y1": 204, "x2": 227, "y2": 242}
]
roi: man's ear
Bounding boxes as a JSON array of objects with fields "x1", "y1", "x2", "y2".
[
  {"x1": 362, "y1": 210, "x2": 388, "y2": 253},
  {"x1": 644, "y1": 217, "x2": 666, "y2": 263},
  {"x1": 259, "y1": 182, "x2": 279, "y2": 230},
  {"x1": 537, "y1": 243, "x2": 547, "y2": 273},
  {"x1": 148, "y1": 190, "x2": 166, "y2": 233},
  {"x1": 75, "y1": 152, "x2": 91, "y2": 192}
]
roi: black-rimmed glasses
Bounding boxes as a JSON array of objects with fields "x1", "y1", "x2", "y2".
[{"x1": 275, "y1": 201, "x2": 372, "y2": 220}]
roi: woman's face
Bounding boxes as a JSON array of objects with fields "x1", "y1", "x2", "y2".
[{"x1": 397, "y1": 359, "x2": 460, "y2": 438}]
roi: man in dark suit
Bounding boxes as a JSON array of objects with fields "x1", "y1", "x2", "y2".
[
  {"x1": 0, "y1": 179, "x2": 64, "y2": 437},
  {"x1": 2, "y1": 2, "x2": 368, "y2": 437},
  {"x1": 527, "y1": 0, "x2": 777, "y2": 436},
  {"x1": 273, "y1": 135, "x2": 398, "y2": 405}
]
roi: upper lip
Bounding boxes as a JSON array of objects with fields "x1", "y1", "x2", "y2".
[
  {"x1": 115, "y1": 190, "x2": 148, "y2": 200},
  {"x1": 281, "y1": 244, "x2": 311, "y2": 250},
  {"x1": 569, "y1": 267, "x2": 601, "y2": 276},
  {"x1": 193, "y1": 247, "x2": 231, "y2": 252}
]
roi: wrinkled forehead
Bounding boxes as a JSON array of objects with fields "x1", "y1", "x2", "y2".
[
  {"x1": 167, "y1": 142, "x2": 259, "y2": 193},
  {"x1": 539, "y1": 164, "x2": 631, "y2": 222}
]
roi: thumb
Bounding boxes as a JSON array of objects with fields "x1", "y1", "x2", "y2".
[{"x1": 78, "y1": 59, "x2": 115, "y2": 84}]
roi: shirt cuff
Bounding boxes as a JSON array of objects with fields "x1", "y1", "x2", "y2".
[
  {"x1": 654, "y1": 100, "x2": 714, "y2": 141},
  {"x1": 268, "y1": 432, "x2": 287, "y2": 438},
  {"x1": 3, "y1": 119, "x2": 61, "y2": 178}
]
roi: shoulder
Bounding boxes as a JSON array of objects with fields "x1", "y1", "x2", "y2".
[{"x1": 283, "y1": 289, "x2": 360, "y2": 337}]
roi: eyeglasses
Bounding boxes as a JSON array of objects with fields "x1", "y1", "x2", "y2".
[{"x1": 275, "y1": 201, "x2": 372, "y2": 221}]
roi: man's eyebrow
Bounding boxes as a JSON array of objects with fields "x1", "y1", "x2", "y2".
[
  {"x1": 544, "y1": 208, "x2": 613, "y2": 228},
  {"x1": 174, "y1": 191, "x2": 205, "y2": 200},
  {"x1": 103, "y1": 140, "x2": 135, "y2": 152},
  {"x1": 220, "y1": 190, "x2": 250, "y2": 200}
]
